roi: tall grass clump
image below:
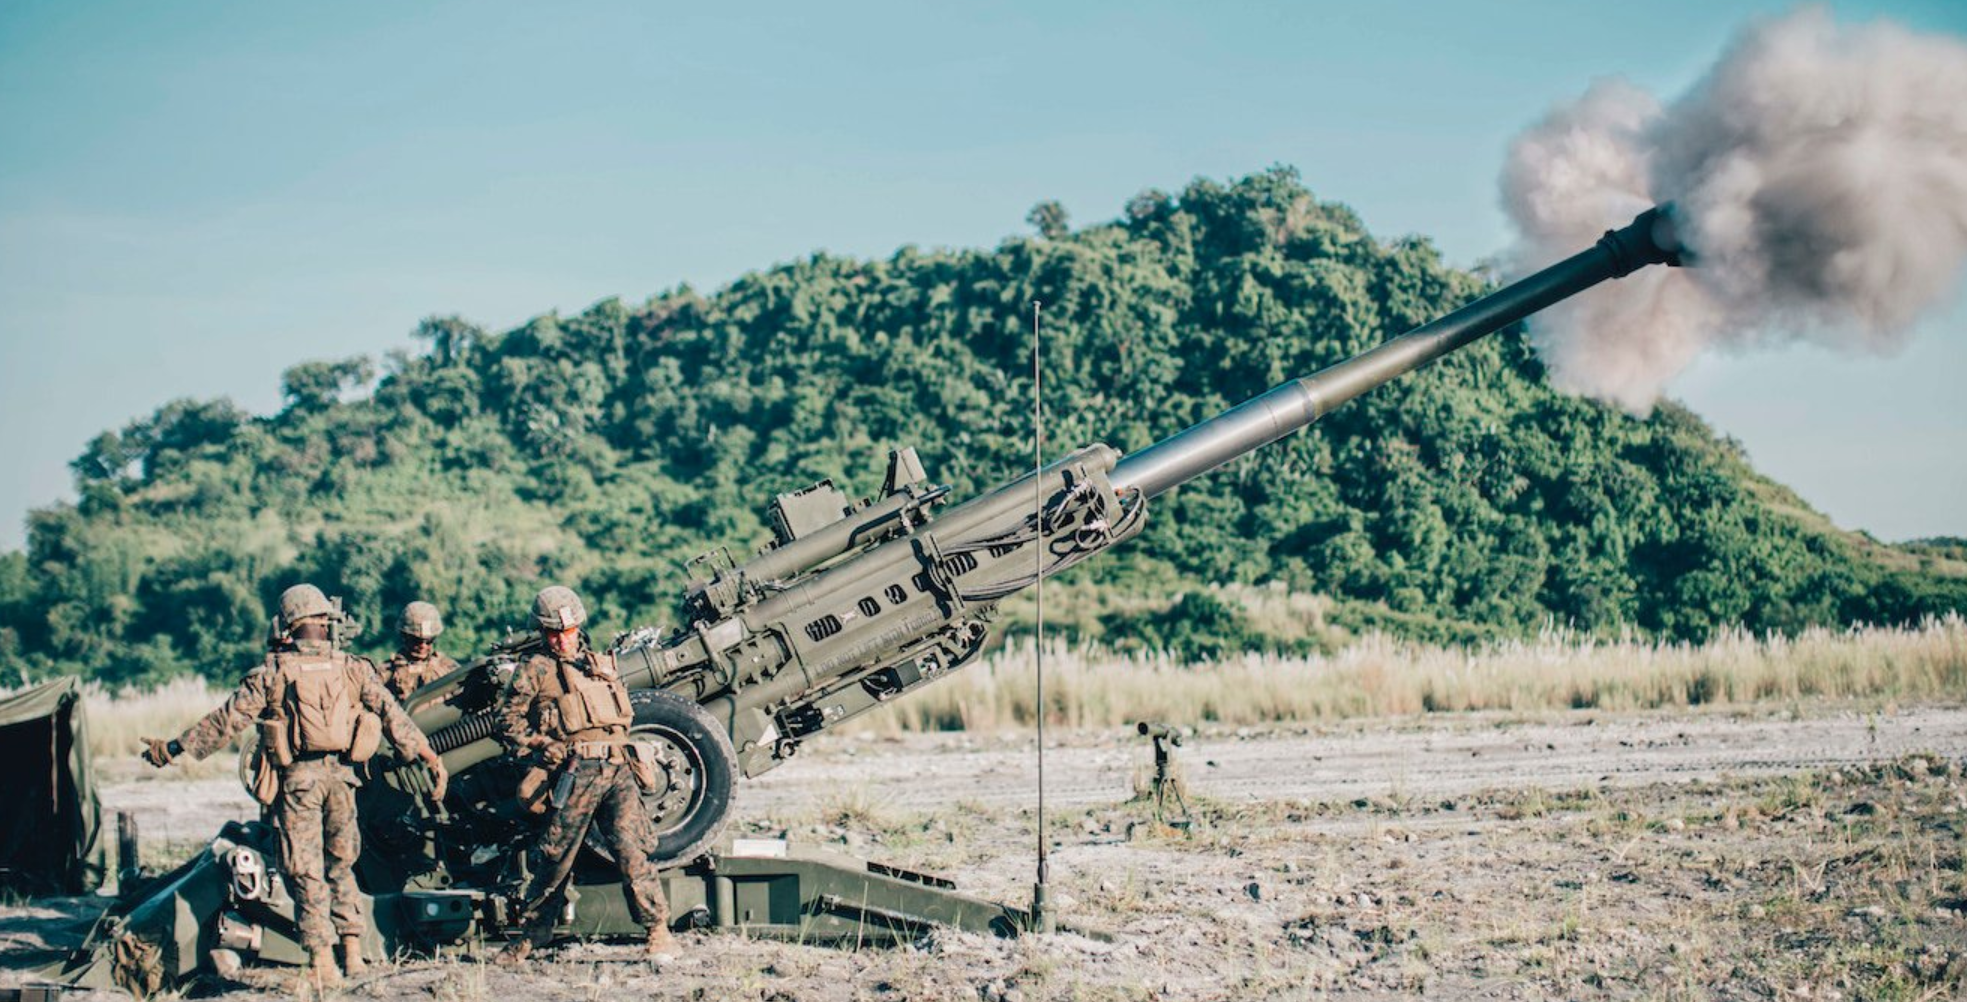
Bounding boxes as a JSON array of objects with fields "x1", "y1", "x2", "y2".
[
  {"x1": 78, "y1": 676, "x2": 224, "y2": 759},
  {"x1": 856, "y1": 613, "x2": 1967, "y2": 733}
]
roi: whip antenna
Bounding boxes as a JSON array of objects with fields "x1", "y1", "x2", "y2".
[{"x1": 1030, "y1": 299, "x2": 1054, "y2": 934}]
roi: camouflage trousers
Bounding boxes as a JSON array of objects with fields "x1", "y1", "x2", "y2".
[
  {"x1": 515, "y1": 758, "x2": 668, "y2": 944},
  {"x1": 276, "y1": 758, "x2": 363, "y2": 955}
]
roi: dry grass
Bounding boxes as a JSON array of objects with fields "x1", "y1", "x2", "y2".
[
  {"x1": 73, "y1": 676, "x2": 241, "y2": 778},
  {"x1": 858, "y1": 613, "x2": 1967, "y2": 733},
  {"x1": 77, "y1": 676, "x2": 224, "y2": 756}
]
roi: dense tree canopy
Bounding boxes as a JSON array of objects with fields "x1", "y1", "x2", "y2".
[{"x1": 3, "y1": 168, "x2": 1961, "y2": 684}]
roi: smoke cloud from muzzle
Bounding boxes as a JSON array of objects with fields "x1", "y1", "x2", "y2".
[{"x1": 1502, "y1": 7, "x2": 1967, "y2": 412}]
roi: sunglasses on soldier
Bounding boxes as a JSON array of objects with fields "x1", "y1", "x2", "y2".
[{"x1": 545, "y1": 625, "x2": 581, "y2": 656}]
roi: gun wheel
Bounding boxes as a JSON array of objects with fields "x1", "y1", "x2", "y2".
[{"x1": 587, "y1": 688, "x2": 737, "y2": 869}]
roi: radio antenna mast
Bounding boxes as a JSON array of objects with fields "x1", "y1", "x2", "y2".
[{"x1": 1030, "y1": 298, "x2": 1054, "y2": 934}]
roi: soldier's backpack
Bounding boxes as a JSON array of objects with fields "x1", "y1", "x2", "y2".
[{"x1": 274, "y1": 649, "x2": 383, "y2": 762}]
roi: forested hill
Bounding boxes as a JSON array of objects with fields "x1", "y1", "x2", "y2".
[{"x1": 3, "y1": 168, "x2": 1962, "y2": 684}]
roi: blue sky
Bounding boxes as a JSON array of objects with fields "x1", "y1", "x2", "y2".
[{"x1": 2, "y1": 0, "x2": 1962, "y2": 551}]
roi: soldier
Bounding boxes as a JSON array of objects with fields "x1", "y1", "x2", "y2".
[
  {"x1": 496, "y1": 585, "x2": 674, "y2": 963},
  {"x1": 381, "y1": 601, "x2": 460, "y2": 700},
  {"x1": 141, "y1": 584, "x2": 449, "y2": 989}
]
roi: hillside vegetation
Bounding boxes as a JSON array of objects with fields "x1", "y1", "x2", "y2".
[{"x1": 2, "y1": 168, "x2": 1961, "y2": 684}]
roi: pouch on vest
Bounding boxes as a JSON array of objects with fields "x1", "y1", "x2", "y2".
[
  {"x1": 556, "y1": 660, "x2": 634, "y2": 732},
  {"x1": 347, "y1": 710, "x2": 383, "y2": 763},
  {"x1": 247, "y1": 745, "x2": 280, "y2": 806},
  {"x1": 516, "y1": 765, "x2": 552, "y2": 815},
  {"x1": 257, "y1": 716, "x2": 294, "y2": 769},
  {"x1": 554, "y1": 690, "x2": 591, "y2": 732},
  {"x1": 599, "y1": 683, "x2": 633, "y2": 726},
  {"x1": 625, "y1": 740, "x2": 661, "y2": 791},
  {"x1": 285, "y1": 655, "x2": 357, "y2": 754}
]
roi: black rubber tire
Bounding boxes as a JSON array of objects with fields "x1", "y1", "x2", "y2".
[{"x1": 625, "y1": 688, "x2": 738, "y2": 867}]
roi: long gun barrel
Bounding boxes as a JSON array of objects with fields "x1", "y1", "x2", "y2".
[{"x1": 1111, "y1": 206, "x2": 1683, "y2": 498}]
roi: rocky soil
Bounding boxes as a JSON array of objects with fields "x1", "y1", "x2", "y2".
[{"x1": 6, "y1": 701, "x2": 1966, "y2": 1000}]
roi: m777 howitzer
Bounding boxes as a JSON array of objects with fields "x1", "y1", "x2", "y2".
[
  {"x1": 399, "y1": 204, "x2": 1681, "y2": 868},
  {"x1": 44, "y1": 207, "x2": 1682, "y2": 993}
]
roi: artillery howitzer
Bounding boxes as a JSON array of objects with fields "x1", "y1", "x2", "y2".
[
  {"x1": 46, "y1": 206, "x2": 1681, "y2": 991},
  {"x1": 383, "y1": 205, "x2": 1681, "y2": 873}
]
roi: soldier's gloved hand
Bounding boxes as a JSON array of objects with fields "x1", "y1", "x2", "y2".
[
  {"x1": 140, "y1": 737, "x2": 180, "y2": 768},
  {"x1": 417, "y1": 747, "x2": 449, "y2": 804},
  {"x1": 539, "y1": 741, "x2": 568, "y2": 768}
]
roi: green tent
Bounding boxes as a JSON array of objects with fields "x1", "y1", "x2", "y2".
[{"x1": 0, "y1": 677, "x2": 106, "y2": 896}]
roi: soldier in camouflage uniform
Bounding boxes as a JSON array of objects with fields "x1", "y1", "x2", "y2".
[
  {"x1": 496, "y1": 585, "x2": 674, "y2": 963},
  {"x1": 381, "y1": 601, "x2": 460, "y2": 700},
  {"x1": 142, "y1": 584, "x2": 449, "y2": 988}
]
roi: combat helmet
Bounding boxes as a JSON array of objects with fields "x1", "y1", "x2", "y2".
[
  {"x1": 399, "y1": 601, "x2": 444, "y2": 640},
  {"x1": 532, "y1": 586, "x2": 587, "y2": 632},
  {"x1": 279, "y1": 584, "x2": 336, "y2": 628}
]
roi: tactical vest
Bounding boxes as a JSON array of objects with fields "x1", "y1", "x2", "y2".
[
  {"x1": 531, "y1": 653, "x2": 634, "y2": 743},
  {"x1": 270, "y1": 648, "x2": 382, "y2": 762},
  {"x1": 385, "y1": 653, "x2": 450, "y2": 698}
]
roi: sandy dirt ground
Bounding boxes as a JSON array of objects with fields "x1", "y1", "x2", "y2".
[{"x1": 5, "y1": 701, "x2": 1966, "y2": 1000}]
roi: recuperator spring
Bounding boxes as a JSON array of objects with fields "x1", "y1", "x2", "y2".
[{"x1": 429, "y1": 711, "x2": 498, "y2": 754}]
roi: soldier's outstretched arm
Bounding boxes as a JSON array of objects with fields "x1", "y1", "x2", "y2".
[{"x1": 144, "y1": 667, "x2": 274, "y2": 766}]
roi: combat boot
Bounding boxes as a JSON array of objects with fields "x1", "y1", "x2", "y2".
[
  {"x1": 340, "y1": 934, "x2": 366, "y2": 977},
  {"x1": 645, "y1": 926, "x2": 678, "y2": 961},
  {"x1": 307, "y1": 950, "x2": 342, "y2": 991},
  {"x1": 494, "y1": 939, "x2": 533, "y2": 966}
]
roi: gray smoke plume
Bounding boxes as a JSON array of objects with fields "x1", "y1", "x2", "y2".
[{"x1": 1502, "y1": 7, "x2": 1967, "y2": 412}]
